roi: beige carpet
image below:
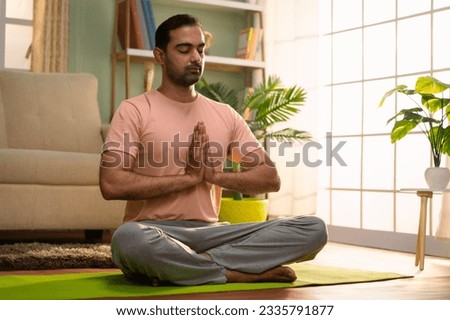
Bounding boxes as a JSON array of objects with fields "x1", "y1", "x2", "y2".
[{"x1": 0, "y1": 242, "x2": 115, "y2": 270}]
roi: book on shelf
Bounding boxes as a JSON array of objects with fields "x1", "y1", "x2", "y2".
[
  {"x1": 236, "y1": 28, "x2": 253, "y2": 59},
  {"x1": 253, "y1": 28, "x2": 263, "y2": 61},
  {"x1": 141, "y1": 0, "x2": 156, "y2": 49},
  {"x1": 117, "y1": 0, "x2": 144, "y2": 50},
  {"x1": 236, "y1": 27, "x2": 263, "y2": 60},
  {"x1": 135, "y1": 0, "x2": 151, "y2": 49}
]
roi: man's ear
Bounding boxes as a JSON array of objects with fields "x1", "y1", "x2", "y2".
[{"x1": 153, "y1": 47, "x2": 165, "y2": 64}]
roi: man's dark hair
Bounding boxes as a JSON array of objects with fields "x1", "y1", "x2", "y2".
[{"x1": 155, "y1": 14, "x2": 202, "y2": 51}]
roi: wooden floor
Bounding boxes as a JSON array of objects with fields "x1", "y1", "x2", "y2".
[{"x1": 1, "y1": 235, "x2": 449, "y2": 300}]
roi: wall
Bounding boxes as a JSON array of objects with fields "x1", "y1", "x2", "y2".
[{"x1": 68, "y1": 0, "x2": 115, "y2": 123}]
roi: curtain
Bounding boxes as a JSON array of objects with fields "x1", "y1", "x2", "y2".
[
  {"x1": 31, "y1": 0, "x2": 70, "y2": 72},
  {"x1": 436, "y1": 157, "x2": 450, "y2": 238}
]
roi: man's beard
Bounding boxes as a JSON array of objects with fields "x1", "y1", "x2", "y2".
[{"x1": 167, "y1": 63, "x2": 203, "y2": 87}]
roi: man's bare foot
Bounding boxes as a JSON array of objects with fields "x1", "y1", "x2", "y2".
[
  {"x1": 226, "y1": 266, "x2": 297, "y2": 283},
  {"x1": 151, "y1": 277, "x2": 160, "y2": 287},
  {"x1": 124, "y1": 273, "x2": 161, "y2": 286}
]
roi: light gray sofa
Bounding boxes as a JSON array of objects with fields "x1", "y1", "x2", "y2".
[{"x1": 0, "y1": 70, "x2": 125, "y2": 237}]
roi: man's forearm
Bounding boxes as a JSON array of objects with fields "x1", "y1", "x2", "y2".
[
  {"x1": 100, "y1": 167, "x2": 200, "y2": 201},
  {"x1": 210, "y1": 165, "x2": 280, "y2": 195}
]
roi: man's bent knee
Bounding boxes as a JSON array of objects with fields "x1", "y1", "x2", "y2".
[
  {"x1": 111, "y1": 222, "x2": 164, "y2": 268},
  {"x1": 309, "y1": 216, "x2": 328, "y2": 248},
  {"x1": 288, "y1": 215, "x2": 328, "y2": 255}
]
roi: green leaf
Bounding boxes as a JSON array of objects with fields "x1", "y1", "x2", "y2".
[
  {"x1": 415, "y1": 76, "x2": 450, "y2": 94},
  {"x1": 259, "y1": 128, "x2": 312, "y2": 143},
  {"x1": 420, "y1": 94, "x2": 450, "y2": 113},
  {"x1": 441, "y1": 127, "x2": 450, "y2": 157},
  {"x1": 232, "y1": 192, "x2": 244, "y2": 200},
  {"x1": 420, "y1": 116, "x2": 440, "y2": 124},
  {"x1": 378, "y1": 85, "x2": 408, "y2": 107},
  {"x1": 196, "y1": 78, "x2": 239, "y2": 111},
  {"x1": 390, "y1": 120, "x2": 419, "y2": 143},
  {"x1": 428, "y1": 126, "x2": 446, "y2": 153},
  {"x1": 247, "y1": 77, "x2": 307, "y2": 130},
  {"x1": 386, "y1": 107, "x2": 423, "y2": 124}
]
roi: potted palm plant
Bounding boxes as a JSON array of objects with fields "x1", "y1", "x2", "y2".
[
  {"x1": 378, "y1": 76, "x2": 450, "y2": 190},
  {"x1": 196, "y1": 75, "x2": 311, "y2": 222}
]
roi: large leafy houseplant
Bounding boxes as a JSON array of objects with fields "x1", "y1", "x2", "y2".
[
  {"x1": 378, "y1": 76, "x2": 450, "y2": 190},
  {"x1": 378, "y1": 76, "x2": 450, "y2": 167},
  {"x1": 196, "y1": 76, "x2": 311, "y2": 221}
]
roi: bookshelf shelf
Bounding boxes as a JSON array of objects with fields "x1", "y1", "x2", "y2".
[
  {"x1": 111, "y1": 0, "x2": 265, "y2": 118},
  {"x1": 117, "y1": 48, "x2": 265, "y2": 72},
  {"x1": 152, "y1": 0, "x2": 263, "y2": 13}
]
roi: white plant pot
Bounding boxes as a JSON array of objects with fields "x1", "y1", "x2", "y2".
[{"x1": 424, "y1": 167, "x2": 450, "y2": 191}]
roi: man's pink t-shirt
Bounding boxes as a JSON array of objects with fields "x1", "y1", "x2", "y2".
[{"x1": 104, "y1": 90, "x2": 262, "y2": 223}]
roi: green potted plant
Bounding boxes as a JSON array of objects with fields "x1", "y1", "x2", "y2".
[
  {"x1": 378, "y1": 75, "x2": 450, "y2": 190},
  {"x1": 196, "y1": 75, "x2": 311, "y2": 222}
]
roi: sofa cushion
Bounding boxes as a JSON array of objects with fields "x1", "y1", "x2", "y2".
[
  {"x1": 0, "y1": 71, "x2": 103, "y2": 153},
  {"x1": 0, "y1": 149, "x2": 100, "y2": 185},
  {"x1": 0, "y1": 184, "x2": 126, "y2": 230}
]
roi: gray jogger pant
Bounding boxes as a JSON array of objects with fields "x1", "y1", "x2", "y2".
[{"x1": 110, "y1": 215, "x2": 328, "y2": 285}]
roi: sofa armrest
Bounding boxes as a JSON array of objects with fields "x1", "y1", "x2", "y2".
[{"x1": 0, "y1": 148, "x2": 100, "y2": 185}]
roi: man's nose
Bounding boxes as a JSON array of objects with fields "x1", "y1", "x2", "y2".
[{"x1": 191, "y1": 50, "x2": 202, "y2": 63}]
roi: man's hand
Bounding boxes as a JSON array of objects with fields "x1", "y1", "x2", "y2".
[
  {"x1": 184, "y1": 121, "x2": 279, "y2": 195},
  {"x1": 185, "y1": 121, "x2": 207, "y2": 183},
  {"x1": 203, "y1": 136, "x2": 220, "y2": 184},
  {"x1": 193, "y1": 122, "x2": 219, "y2": 184}
]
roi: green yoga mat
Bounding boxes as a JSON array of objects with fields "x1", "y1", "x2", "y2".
[{"x1": 0, "y1": 264, "x2": 411, "y2": 300}]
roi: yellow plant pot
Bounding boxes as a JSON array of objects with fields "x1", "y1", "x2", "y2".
[{"x1": 219, "y1": 197, "x2": 269, "y2": 223}]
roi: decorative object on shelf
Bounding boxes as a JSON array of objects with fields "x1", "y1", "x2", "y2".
[
  {"x1": 203, "y1": 31, "x2": 213, "y2": 55},
  {"x1": 379, "y1": 76, "x2": 450, "y2": 191},
  {"x1": 197, "y1": 75, "x2": 311, "y2": 222},
  {"x1": 144, "y1": 61, "x2": 154, "y2": 91}
]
